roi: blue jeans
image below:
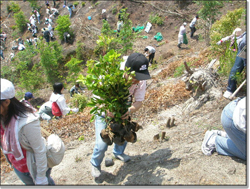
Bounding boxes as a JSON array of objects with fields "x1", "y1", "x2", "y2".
[
  {"x1": 215, "y1": 98, "x2": 246, "y2": 160},
  {"x1": 90, "y1": 115, "x2": 127, "y2": 167},
  {"x1": 13, "y1": 167, "x2": 55, "y2": 185},
  {"x1": 226, "y1": 50, "x2": 245, "y2": 93}
]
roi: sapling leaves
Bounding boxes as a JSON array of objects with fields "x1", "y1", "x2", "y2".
[{"x1": 78, "y1": 50, "x2": 134, "y2": 124}]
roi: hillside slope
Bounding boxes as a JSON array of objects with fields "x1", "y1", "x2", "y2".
[{"x1": 0, "y1": 0, "x2": 247, "y2": 186}]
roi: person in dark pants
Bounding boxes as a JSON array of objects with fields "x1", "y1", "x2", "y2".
[
  {"x1": 144, "y1": 46, "x2": 156, "y2": 65},
  {"x1": 0, "y1": 49, "x2": 4, "y2": 59},
  {"x1": 189, "y1": 15, "x2": 199, "y2": 38},
  {"x1": 223, "y1": 32, "x2": 246, "y2": 99},
  {"x1": 43, "y1": 30, "x2": 50, "y2": 43},
  {"x1": 63, "y1": 32, "x2": 71, "y2": 43}
]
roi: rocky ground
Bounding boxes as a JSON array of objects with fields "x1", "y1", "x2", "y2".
[{"x1": 0, "y1": 0, "x2": 247, "y2": 187}]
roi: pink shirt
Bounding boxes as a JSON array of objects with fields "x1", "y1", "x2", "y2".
[
  {"x1": 1, "y1": 125, "x2": 29, "y2": 173},
  {"x1": 129, "y1": 80, "x2": 147, "y2": 102}
]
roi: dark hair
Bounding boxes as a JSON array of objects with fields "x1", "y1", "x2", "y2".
[
  {"x1": 75, "y1": 83, "x2": 80, "y2": 87},
  {"x1": 24, "y1": 96, "x2": 31, "y2": 100},
  {"x1": 0, "y1": 98, "x2": 34, "y2": 126},
  {"x1": 144, "y1": 48, "x2": 148, "y2": 52},
  {"x1": 53, "y1": 82, "x2": 64, "y2": 94},
  {"x1": 196, "y1": 15, "x2": 199, "y2": 19}
]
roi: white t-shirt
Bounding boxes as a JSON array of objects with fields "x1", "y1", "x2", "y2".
[
  {"x1": 179, "y1": 25, "x2": 186, "y2": 36},
  {"x1": 145, "y1": 46, "x2": 155, "y2": 54},
  {"x1": 189, "y1": 17, "x2": 197, "y2": 27},
  {"x1": 233, "y1": 97, "x2": 246, "y2": 133}
]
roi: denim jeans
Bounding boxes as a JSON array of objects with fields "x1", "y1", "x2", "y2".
[
  {"x1": 215, "y1": 98, "x2": 246, "y2": 160},
  {"x1": 90, "y1": 115, "x2": 127, "y2": 167},
  {"x1": 13, "y1": 167, "x2": 55, "y2": 185},
  {"x1": 226, "y1": 50, "x2": 245, "y2": 93}
]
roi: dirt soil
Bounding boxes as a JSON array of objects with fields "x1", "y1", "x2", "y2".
[{"x1": 0, "y1": 0, "x2": 247, "y2": 186}]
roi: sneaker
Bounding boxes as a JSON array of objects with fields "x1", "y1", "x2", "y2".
[
  {"x1": 177, "y1": 44, "x2": 181, "y2": 49},
  {"x1": 114, "y1": 153, "x2": 131, "y2": 162},
  {"x1": 201, "y1": 131, "x2": 217, "y2": 156},
  {"x1": 211, "y1": 130, "x2": 227, "y2": 138},
  {"x1": 91, "y1": 165, "x2": 101, "y2": 178},
  {"x1": 223, "y1": 90, "x2": 233, "y2": 99}
]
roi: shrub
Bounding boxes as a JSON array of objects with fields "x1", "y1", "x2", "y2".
[
  {"x1": 73, "y1": 2, "x2": 79, "y2": 6},
  {"x1": 149, "y1": 13, "x2": 164, "y2": 26},
  {"x1": 69, "y1": 94, "x2": 88, "y2": 112},
  {"x1": 81, "y1": 2, "x2": 85, "y2": 7},
  {"x1": 77, "y1": 49, "x2": 134, "y2": 123},
  {"x1": 65, "y1": 56, "x2": 83, "y2": 83},
  {"x1": 7, "y1": 2, "x2": 20, "y2": 13},
  {"x1": 39, "y1": 41, "x2": 63, "y2": 84},
  {"x1": 112, "y1": 7, "x2": 117, "y2": 14},
  {"x1": 27, "y1": 0, "x2": 39, "y2": 10},
  {"x1": 210, "y1": 8, "x2": 245, "y2": 55},
  {"x1": 76, "y1": 41, "x2": 85, "y2": 60},
  {"x1": 55, "y1": 15, "x2": 72, "y2": 41},
  {"x1": 14, "y1": 11, "x2": 28, "y2": 32}
]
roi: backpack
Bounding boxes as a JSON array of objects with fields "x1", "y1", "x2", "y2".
[
  {"x1": 46, "y1": 133, "x2": 65, "y2": 168},
  {"x1": 51, "y1": 101, "x2": 62, "y2": 117}
]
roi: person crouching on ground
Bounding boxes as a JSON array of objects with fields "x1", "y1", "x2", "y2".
[
  {"x1": 144, "y1": 46, "x2": 156, "y2": 65},
  {"x1": 20, "y1": 92, "x2": 37, "y2": 112},
  {"x1": 90, "y1": 53, "x2": 151, "y2": 178},
  {"x1": 0, "y1": 78, "x2": 55, "y2": 185},
  {"x1": 201, "y1": 97, "x2": 246, "y2": 160}
]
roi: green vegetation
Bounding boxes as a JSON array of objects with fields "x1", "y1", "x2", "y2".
[
  {"x1": 174, "y1": 62, "x2": 191, "y2": 77},
  {"x1": 209, "y1": 8, "x2": 245, "y2": 78},
  {"x1": 65, "y1": 56, "x2": 83, "y2": 83},
  {"x1": 7, "y1": 2, "x2": 20, "y2": 13},
  {"x1": 55, "y1": 15, "x2": 73, "y2": 41},
  {"x1": 70, "y1": 94, "x2": 88, "y2": 112},
  {"x1": 38, "y1": 41, "x2": 63, "y2": 84},
  {"x1": 149, "y1": 13, "x2": 164, "y2": 26},
  {"x1": 27, "y1": 0, "x2": 39, "y2": 10},
  {"x1": 77, "y1": 49, "x2": 134, "y2": 123},
  {"x1": 81, "y1": 2, "x2": 85, "y2": 7},
  {"x1": 195, "y1": 1, "x2": 224, "y2": 45},
  {"x1": 14, "y1": 11, "x2": 28, "y2": 32}
]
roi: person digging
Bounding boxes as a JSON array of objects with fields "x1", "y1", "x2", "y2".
[{"x1": 90, "y1": 53, "x2": 151, "y2": 178}]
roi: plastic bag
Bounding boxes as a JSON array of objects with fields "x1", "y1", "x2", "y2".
[{"x1": 154, "y1": 32, "x2": 163, "y2": 42}]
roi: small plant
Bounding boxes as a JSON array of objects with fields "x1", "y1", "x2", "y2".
[
  {"x1": 112, "y1": 7, "x2": 117, "y2": 14},
  {"x1": 94, "y1": 2, "x2": 99, "y2": 6},
  {"x1": 73, "y1": 2, "x2": 79, "y2": 7},
  {"x1": 149, "y1": 13, "x2": 164, "y2": 26},
  {"x1": 65, "y1": 56, "x2": 83, "y2": 83},
  {"x1": 174, "y1": 62, "x2": 191, "y2": 77},
  {"x1": 81, "y1": 2, "x2": 85, "y2": 7},
  {"x1": 69, "y1": 94, "x2": 88, "y2": 112},
  {"x1": 75, "y1": 155, "x2": 82, "y2": 162},
  {"x1": 78, "y1": 136, "x2": 85, "y2": 141}
]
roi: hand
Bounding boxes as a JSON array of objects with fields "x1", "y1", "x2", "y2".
[
  {"x1": 106, "y1": 110, "x2": 114, "y2": 118},
  {"x1": 121, "y1": 108, "x2": 130, "y2": 120},
  {"x1": 216, "y1": 41, "x2": 221, "y2": 45},
  {"x1": 35, "y1": 176, "x2": 48, "y2": 185}
]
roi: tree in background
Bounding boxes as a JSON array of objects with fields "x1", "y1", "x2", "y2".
[
  {"x1": 14, "y1": 11, "x2": 28, "y2": 32},
  {"x1": 65, "y1": 56, "x2": 83, "y2": 83},
  {"x1": 195, "y1": 1, "x2": 224, "y2": 46},
  {"x1": 55, "y1": 15, "x2": 73, "y2": 41},
  {"x1": 39, "y1": 41, "x2": 63, "y2": 84},
  {"x1": 27, "y1": 0, "x2": 40, "y2": 11}
]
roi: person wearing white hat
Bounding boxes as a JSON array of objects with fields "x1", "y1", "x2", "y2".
[
  {"x1": 0, "y1": 78, "x2": 55, "y2": 185},
  {"x1": 177, "y1": 22, "x2": 187, "y2": 49}
]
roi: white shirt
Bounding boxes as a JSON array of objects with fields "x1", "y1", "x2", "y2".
[
  {"x1": 18, "y1": 44, "x2": 25, "y2": 51},
  {"x1": 179, "y1": 25, "x2": 186, "y2": 36},
  {"x1": 189, "y1": 17, "x2": 197, "y2": 27},
  {"x1": 233, "y1": 97, "x2": 246, "y2": 133},
  {"x1": 49, "y1": 93, "x2": 71, "y2": 116},
  {"x1": 145, "y1": 46, "x2": 155, "y2": 54}
]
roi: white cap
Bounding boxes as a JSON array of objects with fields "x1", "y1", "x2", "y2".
[
  {"x1": 183, "y1": 22, "x2": 187, "y2": 26},
  {"x1": 67, "y1": 34, "x2": 70, "y2": 37},
  {"x1": 1, "y1": 78, "x2": 15, "y2": 100}
]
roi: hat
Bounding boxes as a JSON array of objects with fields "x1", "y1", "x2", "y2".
[
  {"x1": 125, "y1": 53, "x2": 151, "y2": 80},
  {"x1": 25, "y1": 92, "x2": 34, "y2": 99},
  {"x1": 67, "y1": 34, "x2": 70, "y2": 37},
  {"x1": 1, "y1": 78, "x2": 15, "y2": 100},
  {"x1": 183, "y1": 22, "x2": 187, "y2": 26}
]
